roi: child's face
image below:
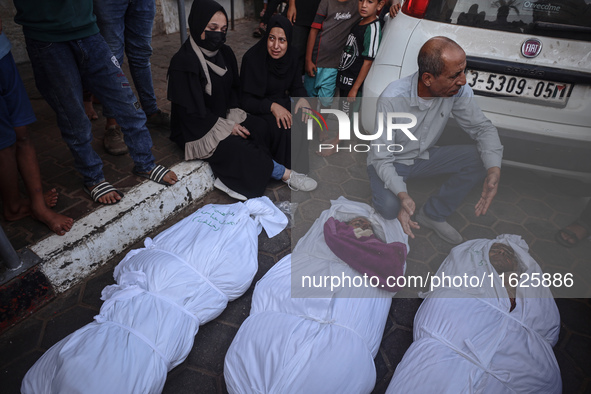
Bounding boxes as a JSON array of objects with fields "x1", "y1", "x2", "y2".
[{"x1": 358, "y1": 0, "x2": 382, "y2": 18}]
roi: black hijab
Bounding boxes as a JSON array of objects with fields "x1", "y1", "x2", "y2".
[
  {"x1": 168, "y1": 0, "x2": 238, "y2": 116},
  {"x1": 188, "y1": 0, "x2": 228, "y2": 44},
  {"x1": 241, "y1": 15, "x2": 297, "y2": 97},
  {"x1": 265, "y1": 15, "x2": 294, "y2": 78}
]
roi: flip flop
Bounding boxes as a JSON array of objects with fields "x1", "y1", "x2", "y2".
[
  {"x1": 134, "y1": 164, "x2": 174, "y2": 186},
  {"x1": 84, "y1": 181, "x2": 124, "y2": 204},
  {"x1": 555, "y1": 220, "x2": 590, "y2": 248},
  {"x1": 253, "y1": 27, "x2": 264, "y2": 38}
]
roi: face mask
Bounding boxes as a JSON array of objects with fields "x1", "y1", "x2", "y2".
[{"x1": 199, "y1": 31, "x2": 226, "y2": 51}]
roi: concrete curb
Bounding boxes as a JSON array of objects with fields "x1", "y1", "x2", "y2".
[{"x1": 30, "y1": 161, "x2": 214, "y2": 293}]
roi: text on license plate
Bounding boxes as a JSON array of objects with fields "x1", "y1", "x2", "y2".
[{"x1": 467, "y1": 70, "x2": 571, "y2": 104}]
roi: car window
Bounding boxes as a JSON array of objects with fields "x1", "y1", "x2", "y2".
[{"x1": 424, "y1": 0, "x2": 591, "y2": 41}]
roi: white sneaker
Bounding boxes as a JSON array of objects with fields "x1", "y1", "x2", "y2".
[
  {"x1": 283, "y1": 171, "x2": 317, "y2": 192},
  {"x1": 214, "y1": 178, "x2": 247, "y2": 201}
]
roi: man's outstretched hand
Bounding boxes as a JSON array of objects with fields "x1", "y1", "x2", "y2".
[
  {"x1": 398, "y1": 192, "x2": 420, "y2": 238},
  {"x1": 475, "y1": 167, "x2": 501, "y2": 217}
]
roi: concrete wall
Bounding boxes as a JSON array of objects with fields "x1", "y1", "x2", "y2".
[
  {"x1": 160, "y1": 0, "x2": 246, "y2": 35},
  {"x1": 1, "y1": 0, "x2": 27, "y2": 63},
  {"x1": 0, "y1": 0, "x2": 248, "y2": 64}
]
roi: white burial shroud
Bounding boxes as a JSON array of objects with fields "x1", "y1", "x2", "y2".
[
  {"x1": 22, "y1": 197, "x2": 287, "y2": 394},
  {"x1": 224, "y1": 197, "x2": 409, "y2": 394},
  {"x1": 386, "y1": 234, "x2": 561, "y2": 394}
]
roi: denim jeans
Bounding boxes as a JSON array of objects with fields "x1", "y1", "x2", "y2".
[
  {"x1": 271, "y1": 160, "x2": 286, "y2": 180},
  {"x1": 368, "y1": 145, "x2": 487, "y2": 221},
  {"x1": 93, "y1": 0, "x2": 158, "y2": 117},
  {"x1": 25, "y1": 33, "x2": 155, "y2": 186}
]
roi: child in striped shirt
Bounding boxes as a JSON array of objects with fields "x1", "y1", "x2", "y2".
[{"x1": 337, "y1": 0, "x2": 385, "y2": 117}]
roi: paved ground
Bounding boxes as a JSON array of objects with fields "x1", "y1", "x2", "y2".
[{"x1": 1, "y1": 17, "x2": 590, "y2": 394}]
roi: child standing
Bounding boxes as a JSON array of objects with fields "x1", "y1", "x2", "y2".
[
  {"x1": 0, "y1": 20, "x2": 73, "y2": 235},
  {"x1": 337, "y1": 0, "x2": 385, "y2": 117},
  {"x1": 304, "y1": 0, "x2": 360, "y2": 108}
]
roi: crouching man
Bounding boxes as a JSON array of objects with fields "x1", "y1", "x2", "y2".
[{"x1": 368, "y1": 36, "x2": 503, "y2": 244}]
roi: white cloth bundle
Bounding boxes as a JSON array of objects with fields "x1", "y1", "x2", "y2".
[
  {"x1": 22, "y1": 197, "x2": 287, "y2": 394},
  {"x1": 386, "y1": 234, "x2": 561, "y2": 394},
  {"x1": 224, "y1": 197, "x2": 409, "y2": 394}
]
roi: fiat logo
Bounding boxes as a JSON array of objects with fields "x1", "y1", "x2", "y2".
[{"x1": 521, "y1": 38, "x2": 542, "y2": 58}]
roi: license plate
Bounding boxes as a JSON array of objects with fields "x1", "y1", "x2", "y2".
[{"x1": 466, "y1": 70, "x2": 571, "y2": 105}]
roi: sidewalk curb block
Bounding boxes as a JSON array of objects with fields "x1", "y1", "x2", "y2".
[{"x1": 30, "y1": 161, "x2": 214, "y2": 293}]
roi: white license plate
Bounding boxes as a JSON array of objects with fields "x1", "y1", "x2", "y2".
[{"x1": 467, "y1": 70, "x2": 571, "y2": 105}]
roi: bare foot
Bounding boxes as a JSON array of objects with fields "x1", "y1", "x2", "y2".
[
  {"x1": 3, "y1": 203, "x2": 30, "y2": 221},
  {"x1": 31, "y1": 207, "x2": 74, "y2": 236},
  {"x1": 3, "y1": 189, "x2": 59, "y2": 221},
  {"x1": 44, "y1": 188, "x2": 58, "y2": 207},
  {"x1": 84, "y1": 100, "x2": 98, "y2": 121},
  {"x1": 557, "y1": 221, "x2": 589, "y2": 246}
]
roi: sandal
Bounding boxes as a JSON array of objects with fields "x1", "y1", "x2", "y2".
[
  {"x1": 84, "y1": 181, "x2": 124, "y2": 204},
  {"x1": 134, "y1": 164, "x2": 174, "y2": 186},
  {"x1": 253, "y1": 27, "x2": 265, "y2": 38},
  {"x1": 555, "y1": 219, "x2": 590, "y2": 248}
]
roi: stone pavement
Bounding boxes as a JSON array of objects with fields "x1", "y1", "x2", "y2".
[{"x1": 1, "y1": 16, "x2": 591, "y2": 394}]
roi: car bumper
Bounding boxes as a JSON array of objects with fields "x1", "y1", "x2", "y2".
[{"x1": 436, "y1": 119, "x2": 591, "y2": 182}]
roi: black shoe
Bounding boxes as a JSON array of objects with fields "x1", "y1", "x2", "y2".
[{"x1": 146, "y1": 110, "x2": 170, "y2": 128}]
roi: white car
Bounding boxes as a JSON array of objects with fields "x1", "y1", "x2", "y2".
[{"x1": 362, "y1": 0, "x2": 591, "y2": 182}]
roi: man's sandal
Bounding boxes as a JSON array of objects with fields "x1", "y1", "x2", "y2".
[
  {"x1": 84, "y1": 181, "x2": 124, "y2": 204},
  {"x1": 555, "y1": 220, "x2": 590, "y2": 248},
  {"x1": 134, "y1": 164, "x2": 174, "y2": 186}
]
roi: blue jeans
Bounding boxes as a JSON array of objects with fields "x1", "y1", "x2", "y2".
[
  {"x1": 93, "y1": 0, "x2": 159, "y2": 117},
  {"x1": 271, "y1": 160, "x2": 286, "y2": 180},
  {"x1": 25, "y1": 33, "x2": 155, "y2": 187},
  {"x1": 368, "y1": 145, "x2": 487, "y2": 221}
]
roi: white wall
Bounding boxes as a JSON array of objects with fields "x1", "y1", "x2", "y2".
[
  {"x1": 1, "y1": 0, "x2": 27, "y2": 63},
  {"x1": 162, "y1": 0, "x2": 245, "y2": 35}
]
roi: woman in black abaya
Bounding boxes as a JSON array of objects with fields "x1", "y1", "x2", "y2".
[
  {"x1": 240, "y1": 15, "x2": 311, "y2": 173},
  {"x1": 168, "y1": 0, "x2": 316, "y2": 199}
]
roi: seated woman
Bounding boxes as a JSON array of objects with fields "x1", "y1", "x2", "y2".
[
  {"x1": 240, "y1": 15, "x2": 311, "y2": 173},
  {"x1": 168, "y1": 0, "x2": 316, "y2": 200}
]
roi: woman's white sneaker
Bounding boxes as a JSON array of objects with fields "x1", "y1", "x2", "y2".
[{"x1": 283, "y1": 171, "x2": 317, "y2": 192}]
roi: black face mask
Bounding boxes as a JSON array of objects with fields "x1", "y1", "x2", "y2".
[{"x1": 199, "y1": 30, "x2": 226, "y2": 51}]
